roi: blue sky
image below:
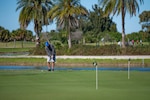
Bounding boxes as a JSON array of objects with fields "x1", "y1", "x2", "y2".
[{"x1": 0, "y1": 0, "x2": 150, "y2": 35}]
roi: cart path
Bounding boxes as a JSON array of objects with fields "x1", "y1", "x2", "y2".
[{"x1": 0, "y1": 55, "x2": 150, "y2": 59}]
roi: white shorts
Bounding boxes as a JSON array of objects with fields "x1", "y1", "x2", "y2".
[{"x1": 47, "y1": 56, "x2": 54, "y2": 62}]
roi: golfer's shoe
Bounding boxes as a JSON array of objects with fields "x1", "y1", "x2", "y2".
[{"x1": 48, "y1": 69, "x2": 51, "y2": 71}]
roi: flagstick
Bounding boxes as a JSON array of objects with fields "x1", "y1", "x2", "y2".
[
  {"x1": 96, "y1": 64, "x2": 98, "y2": 90},
  {"x1": 93, "y1": 62, "x2": 98, "y2": 90},
  {"x1": 128, "y1": 58, "x2": 130, "y2": 79}
]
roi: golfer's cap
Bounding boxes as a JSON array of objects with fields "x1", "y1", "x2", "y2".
[{"x1": 45, "y1": 41, "x2": 49, "y2": 47}]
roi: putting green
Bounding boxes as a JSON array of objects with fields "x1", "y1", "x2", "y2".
[{"x1": 0, "y1": 70, "x2": 150, "y2": 100}]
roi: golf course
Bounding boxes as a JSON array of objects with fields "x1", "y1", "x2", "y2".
[
  {"x1": 0, "y1": 41, "x2": 150, "y2": 100},
  {"x1": 0, "y1": 70, "x2": 150, "y2": 100},
  {"x1": 1, "y1": 0, "x2": 150, "y2": 99}
]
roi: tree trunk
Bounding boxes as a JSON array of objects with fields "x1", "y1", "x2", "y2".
[
  {"x1": 13, "y1": 39, "x2": 16, "y2": 48},
  {"x1": 121, "y1": 0, "x2": 126, "y2": 48},
  {"x1": 68, "y1": 29, "x2": 71, "y2": 48},
  {"x1": 68, "y1": 19, "x2": 72, "y2": 48},
  {"x1": 35, "y1": 34, "x2": 40, "y2": 47},
  {"x1": 34, "y1": 20, "x2": 40, "y2": 47},
  {"x1": 21, "y1": 40, "x2": 23, "y2": 48}
]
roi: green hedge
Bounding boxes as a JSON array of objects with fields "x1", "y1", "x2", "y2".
[{"x1": 30, "y1": 44, "x2": 150, "y2": 55}]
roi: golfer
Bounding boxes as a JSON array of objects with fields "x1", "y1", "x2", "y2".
[{"x1": 45, "y1": 41, "x2": 56, "y2": 71}]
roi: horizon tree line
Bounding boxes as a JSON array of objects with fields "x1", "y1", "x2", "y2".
[
  {"x1": 16, "y1": 0, "x2": 144, "y2": 48},
  {"x1": 0, "y1": 0, "x2": 146, "y2": 48}
]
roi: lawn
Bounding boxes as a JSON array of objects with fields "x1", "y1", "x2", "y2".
[
  {"x1": 1, "y1": 58, "x2": 150, "y2": 67},
  {"x1": 0, "y1": 70, "x2": 150, "y2": 100}
]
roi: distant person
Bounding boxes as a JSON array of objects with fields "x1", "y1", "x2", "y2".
[
  {"x1": 132, "y1": 40, "x2": 134, "y2": 45},
  {"x1": 45, "y1": 41, "x2": 56, "y2": 71},
  {"x1": 140, "y1": 40, "x2": 143, "y2": 45},
  {"x1": 101, "y1": 38, "x2": 105, "y2": 45},
  {"x1": 128, "y1": 40, "x2": 132, "y2": 46},
  {"x1": 117, "y1": 41, "x2": 122, "y2": 47}
]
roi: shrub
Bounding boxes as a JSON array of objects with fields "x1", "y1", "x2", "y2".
[{"x1": 30, "y1": 44, "x2": 150, "y2": 55}]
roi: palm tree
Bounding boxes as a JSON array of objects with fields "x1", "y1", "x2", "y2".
[
  {"x1": 18, "y1": 29, "x2": 27, "y2": 48},
  {"x1": 0, "y1": 30, "x2": 10, "y2": 42},
  {"x1": 16, "y1": 0, "x2": 53, "y2": 46},
  {"x1": 98, "y1": 0, "x2": 144, "y2": 48},
  {"x1": 47, "y1": 0, "x2": 88, "y2": 48},
  {"x1": 11, "y1": 30, "x2": 18, "y2": 48}
]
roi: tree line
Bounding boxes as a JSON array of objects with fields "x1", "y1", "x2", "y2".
[
  {"x1": 1, "y1": 0, "x2": 149, "y2": 48},
  {"x1": 0, "y1": 26, "x2": 33, "y2": 42}
]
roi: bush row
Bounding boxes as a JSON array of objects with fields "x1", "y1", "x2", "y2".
[{"x1": 30, "y1": 44, "x2": 150, "y2": 55}]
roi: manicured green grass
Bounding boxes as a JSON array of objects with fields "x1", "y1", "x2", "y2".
[
  {"x1": 1, "y1": 57, "x2": 150, "y2": 63},
  {"x1": 0, "y1": 70, "x2": 150, "y2": 100},
  {"x1": 0, "y1": 58, "x2": 150, "y2": 67},
  {"x1": 0, "y1": 58, "x2": 45, "y2": 63},
  {"x1": 57, "y1": 58, "x2": 150, "y2": 64}
]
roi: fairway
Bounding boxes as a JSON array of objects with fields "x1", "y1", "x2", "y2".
[{"x1": 0, "y1": 70, "x2": 150, "y2": 100}]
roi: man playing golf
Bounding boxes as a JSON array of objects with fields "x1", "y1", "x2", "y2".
[{"x1": 45, "y1": 41, "x2": 56, "y2": 71}]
